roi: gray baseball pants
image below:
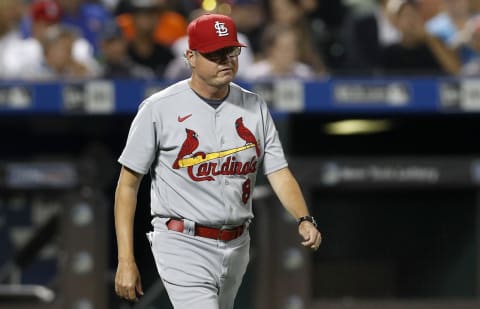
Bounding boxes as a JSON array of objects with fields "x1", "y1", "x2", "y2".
[{"x1": 147, "y1": 218, "x2": 250, "y2": 309}]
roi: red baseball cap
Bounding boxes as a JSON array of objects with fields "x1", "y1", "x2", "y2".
[
  {"x1": 31, "y1": 0, "x2": 61, "y2": 24},
  {"x1": 187, "y1": 14, "x2": 247, "y2": 53}
]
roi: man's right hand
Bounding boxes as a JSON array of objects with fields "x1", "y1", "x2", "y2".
[{"x1": 115, "y1": 260, "x2": 144, "y2": 301}]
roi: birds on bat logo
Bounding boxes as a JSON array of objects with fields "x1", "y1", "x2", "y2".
[
  {"x1": 172, "y1": 128, "x2": 199, "y2": 169},
  {"x1": 172, "y1": 117, "x2": 260, "y2": 181},
  {"x1": 235, "y1": 117, "x2": 260, "y2": 156}
]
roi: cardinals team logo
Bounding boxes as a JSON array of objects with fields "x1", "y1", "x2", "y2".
[
  {"x1": 214, "y1": 21, "x2": 229, "y2": 37},
  {"x1": 172, "y1": 117, "x2": 259, "y2": 182}
]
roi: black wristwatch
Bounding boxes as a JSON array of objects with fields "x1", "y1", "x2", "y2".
[{"x1": 297, "y1": 215, "x2": 317, "y2": 228}]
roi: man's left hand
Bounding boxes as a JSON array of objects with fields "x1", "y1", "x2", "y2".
[{"x1": 299, "y1": 221, "x2": 322, "y2": 251}]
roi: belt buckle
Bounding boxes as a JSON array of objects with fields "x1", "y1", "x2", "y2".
[
  {"x1": 217, "y1": 226, "x2": 229, "y2": 241},
  {"x1": 182, "y1": 219, "x2": 195, "y2": 236}
]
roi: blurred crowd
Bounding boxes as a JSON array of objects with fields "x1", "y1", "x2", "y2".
[{"x1": 2, "y1": 0, "x2": 480, "y2": 81}]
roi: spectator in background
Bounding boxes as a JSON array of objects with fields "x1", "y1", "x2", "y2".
[
  {"x1": 98, "y1": 21, "x2": 155, "y2": 79},
  {"x1": 381, "y1": 0, "x2": 461, "y2": 75},
  {"x1": 26, "y1": 25, "x2": 95, "y2": 80},
  {"x1": 121, "y1": 0, "x2": 174, "y2": 78},
  {"x1": 228, "y1": 0, "x2": 265, "y2": 54},
  {"x1": 426, "y1": 0, "x2": 476, "y2": 65},
  {"x1": 244, "y1": 24, "x2": 317, "y2": 80},
  {"x1": 0, "y1": 0, "x2": 25, "y2": 79},
  {"x1": 30, "y1": 0, "x2": 62, "y2": 39},
  {"x1": 264, "y1": 0, "x2": 326, "y2": 75},
  {"x1": 115, "y1": 0, "x2": 187, "y2": 47},
  {"x1": 343, "y1": 0, "x2": 402, "y2": 74},
  {"x1": 298, "y1": 0, "x2": 350, "y2": 72},
  {"x1": 2, "y1": 0, "x2": 99, "y2": 80},
  {"x1": 57, "y1": 0, "x2": 114, "y2": 54}
]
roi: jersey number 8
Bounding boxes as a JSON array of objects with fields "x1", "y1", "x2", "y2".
[{"x1": 242, "y1": 178, "x2": 251, "y2": 204}]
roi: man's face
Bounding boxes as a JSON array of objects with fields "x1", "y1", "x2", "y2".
[
  {"x1": 396, "y1": 4, "x2": 423, "y2": 39},
  {"x1": 45, "y1": 35, "x2": 74, "y2": 71},
  {"x1": 32, "y1": 20, "x2": 56, "y2": 40},
  {"x1": 188, "y1": 47, "x2": 240, "y2": 87},
  {"x1": 101, "y1": 37, "x2": 127, "y2": 63},
  {"x1": 133, "y1": 11, "x2": 159, "y2": 35},
  {"x1": 269, "y1": 30, "x2": 298, "y2": 69}
]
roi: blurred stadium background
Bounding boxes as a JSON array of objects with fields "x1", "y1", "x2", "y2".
[{"x1": 2, "y1": 0, "x2": 480, "y2": 309}]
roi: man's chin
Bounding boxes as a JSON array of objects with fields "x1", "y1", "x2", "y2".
[{"x1": 215, "y1": 72, "x2": 235, "y2": 84}]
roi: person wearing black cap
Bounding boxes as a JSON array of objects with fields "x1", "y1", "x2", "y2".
[
  {"x1": 122, "y1": 0, "x2": 175, "y2": 77},
  {"x1": 98, "y1": 20, "x2": 155, "y2": 79},
  {"x1": 113, "y1": 13, "x2": 322, "y2": 308}
]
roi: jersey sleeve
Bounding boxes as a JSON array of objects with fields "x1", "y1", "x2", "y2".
[
  {"x1": 118, "y1": 100, "x2": 158, "y2": 174},
  {"x1": 260, "y1": 100, "x2": 288, "y2": 175}
]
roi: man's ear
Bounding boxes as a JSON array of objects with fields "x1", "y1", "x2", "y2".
[{"x1": 185, "y1": 50, "x2": 196, "y2": 68}]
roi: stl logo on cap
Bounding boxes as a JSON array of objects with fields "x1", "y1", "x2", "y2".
[
  {"x1": 214, "y1": 21, "x2": 229, "y2": 37},
  {"x1": 187, "y1": 14, "x2": 247, "y2": 53}
]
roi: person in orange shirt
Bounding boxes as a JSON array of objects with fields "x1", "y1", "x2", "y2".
[{"x1": 116, "y1": 0, "x2": 187, "y2": 46}]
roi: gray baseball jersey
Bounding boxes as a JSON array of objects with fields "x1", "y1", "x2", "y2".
[{"x1": 118, "y1": 79, "x2": 287, "y2": 227}]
